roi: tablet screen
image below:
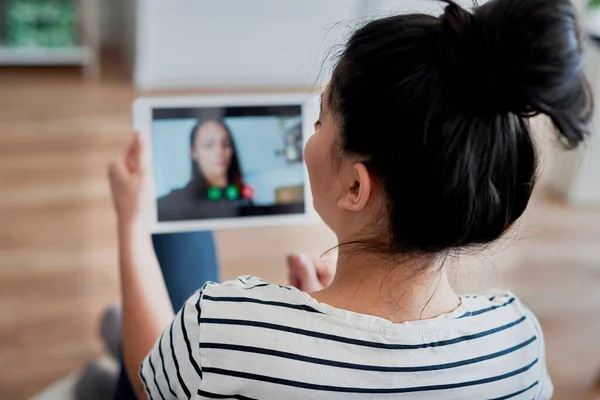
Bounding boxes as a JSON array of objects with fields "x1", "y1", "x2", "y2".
[{"x1": 152, "y1": 105, "x2": 305, "y2": 222}]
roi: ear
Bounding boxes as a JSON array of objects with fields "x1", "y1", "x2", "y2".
[{"x1": 337, "y1": 162, "x2": 371, "y2": 212}]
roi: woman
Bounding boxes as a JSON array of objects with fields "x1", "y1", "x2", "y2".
[
  {"x1": 109, "y1": 0, "x2": 592, "y2": 398},
  {"x1": 157, "y1": 119, "x2": 245, "y2": 221}
]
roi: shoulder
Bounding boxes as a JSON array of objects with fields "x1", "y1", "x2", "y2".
[
  {"x1": 457, "y1": 291, "x2": 547, "y2": 363},
  {"x1": 203, "y1": 275, "x2": 285, "y2": 291},
  {"x1": 199, "y1": 276, "x2": 310, "y2": 310},
  {"x1": 157, "y1": 187, "x2": 196, "y2": 220},
  {"x1": 458, "y1": 290, "x2": 546, "y2": 336},
  {"x1": 158, "y1": 187, "x2": 191, "y2": 206},
  {"x1": 197, "y1": 276, "x2": 321, "y2": 326},
  {"x1": 458, "y1": 290, "x2": 552, "y2": 397},
  {"x1": 460, "y1": 290, "x2": 537, "y2": 320}
]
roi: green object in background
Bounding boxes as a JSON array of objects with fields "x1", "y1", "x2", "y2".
[
  {"x1": 591, "y1": 0, "x2": 600, "y2": 9},
  {"x1": 5, "y1": 0, "x2": 78, "y2": 48}
]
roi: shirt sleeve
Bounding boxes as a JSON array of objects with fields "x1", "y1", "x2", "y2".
[
  {"x1": 139, "y1": 288, "x2": 205, "y2": 400},
  {"x1": 525, "y1": 308, "x2": 554, "y2": 400}
]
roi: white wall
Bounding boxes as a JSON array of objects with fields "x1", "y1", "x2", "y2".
[
  {"x1": 100, "y1": 0, "x2": 125, "y2": 47},
  {"x1": 133, "y1": 1, "x2": 364, "y2": 90},
  {"x1": 563, "y1": 41, "x2": 600, "y2": 203},
  {"x1": 103, "y1": 0, "x2": 595, "y2": 89},
  {"x1": 129, "y1": 0, "x2": 494, "y2": 90},
  {"x1": 364, "y1": 0, "x2": 446, "y2": 15}
]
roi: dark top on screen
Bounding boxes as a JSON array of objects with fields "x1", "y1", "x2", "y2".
[{"x1": 157, "y1": 180, "x2": 246, "y2": 222}]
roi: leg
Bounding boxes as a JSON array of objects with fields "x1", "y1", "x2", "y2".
[
  {"x1": 113, "y1": 231, "x2": 219, "y2": 399},
  {"x1": 152, "y1": 231, "x2": 220, "y2": 310}
]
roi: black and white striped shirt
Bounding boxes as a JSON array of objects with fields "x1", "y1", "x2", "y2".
[{"x1": 140, "y1": 276, "x2": 552, "y2": 399}]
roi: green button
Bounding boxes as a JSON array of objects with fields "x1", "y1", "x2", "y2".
[
  {"x1": 207, "y1": 187, "x2": 222, "y2": 201},
  {"x1": 225, "y1": 185, "x2": 240, "y2": 200}
]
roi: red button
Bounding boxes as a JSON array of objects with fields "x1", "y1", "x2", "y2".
[{"x1": 241, "y1": 185, "x2": 254, "y2": 200}]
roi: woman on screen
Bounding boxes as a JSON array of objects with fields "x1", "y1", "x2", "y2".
[{"x1": 157, "y1": 120, "x2": 245, "y2": 221}]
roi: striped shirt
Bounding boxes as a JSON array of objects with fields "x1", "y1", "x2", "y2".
[{"x1": 140, "y1": 276, "x2": 552, "y2": 399}]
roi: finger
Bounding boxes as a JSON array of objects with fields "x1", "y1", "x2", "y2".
[
  {"x1": 122, "y1": 133, "x2": 141, "y2": 172},
  {"x1": 120, "y1": 135, "x2": 135, "y2": 171},
  {"x1": 288, "y1": 268, "x2": 300, "y2": 289},
  {"x1": 288, "y1": 254, "x2": 321, "y2": 292},
  {"x1": 315, "y1": 258, "x2": 335, "y2": 287},
  {"x1": 108, "y1": 158, "x2": 128, "y2": 182},
  {"x1": 287, "y1": 255, "x2": 302, "y2": 289},
  {"x1": 130, "y1": 132, "x2": 147, "y2": 173}
]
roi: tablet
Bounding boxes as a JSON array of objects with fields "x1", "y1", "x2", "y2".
[{"x1": 133, "y1": 93, "x2": 321, "y2": 233}]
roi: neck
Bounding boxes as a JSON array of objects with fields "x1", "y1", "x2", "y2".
[
  {"x1": 311, "y1": 246, "x2": 460, "y2": 323},
  {"x1": 204, "y1": 174, "x2": 228, "y2": 188}
]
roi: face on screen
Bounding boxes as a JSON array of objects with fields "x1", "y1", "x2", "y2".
[
  {"x1": 191, "y1": 121, "x2": 233, "y2": 187},
  {"x1": 152, "y1": 105, "x2": 305, "y2": 222}
]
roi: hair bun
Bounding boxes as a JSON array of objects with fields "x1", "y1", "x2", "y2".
[
  {"x1": 438, "y1": 1, "x2": 523, "y2": 115},
  {"x1": 437, "y1": 0, "x2": 591, "y2": 147},
  {"x1": 439, "y1": 0, "x2": 475, "y2": 41}
]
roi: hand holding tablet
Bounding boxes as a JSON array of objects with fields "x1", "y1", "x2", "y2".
[{"x1": 132, "y1": 93, "x2": 321, "y2": 233}]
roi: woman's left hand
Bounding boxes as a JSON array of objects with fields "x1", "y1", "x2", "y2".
[{"x1": 108, "y1": 132, "x2": 147, "y2": 225}]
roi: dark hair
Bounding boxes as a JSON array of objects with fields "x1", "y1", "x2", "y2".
[
  {"x1": 189, "y1": 120, "x2": 244, "y2": 189},
  {"x1": 329, "y1": 0, "x2": 592, "y2": 254}
]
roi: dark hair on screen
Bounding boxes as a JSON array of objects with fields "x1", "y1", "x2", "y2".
[
  {"x1": 329, "y1": 0, "x2": 593, "y2": 254},
  {"x1": 189, "y1": 120, "x2": 244, "y2": 189}
]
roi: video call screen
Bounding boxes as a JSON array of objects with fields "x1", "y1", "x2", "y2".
[{"x1": 152, "y1": 105, "x2": 305, "y2": 222}]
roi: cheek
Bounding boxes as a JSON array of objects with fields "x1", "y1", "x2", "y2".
[
  {"x1": 202, "y1": 147, "x2": 219, "y2": 161},
  {"x1": 196, "y1": 148, "x2": 206, "y2": 160},
  {"x1": 305, "y1": 135, "x2": 334, "y2": 200},
  {"x1": 196, "y1": 148, "x2": 213, "y2": 168},
  {"x1": 304, "y1": 135, "x2": 320, "y2": 186}
]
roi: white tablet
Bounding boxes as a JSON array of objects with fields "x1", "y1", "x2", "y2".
[{"x1": 133, "y1": 93, "x2": 321, "y2": 233}]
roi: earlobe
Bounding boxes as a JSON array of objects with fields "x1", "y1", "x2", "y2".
[{"x1": 338, "y1": 162, "x2": 371, "y2": 212}]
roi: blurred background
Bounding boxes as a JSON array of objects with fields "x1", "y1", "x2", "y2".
[{"x1": 0, "y1": 0, "x2": 599, "y2": 399}]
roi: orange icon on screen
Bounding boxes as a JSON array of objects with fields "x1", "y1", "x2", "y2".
[{"x1": 241, "y1": 185, "x2": 254, "y2": 200}]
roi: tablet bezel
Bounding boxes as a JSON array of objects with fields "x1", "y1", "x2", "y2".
[{"x1": 133, "y1": 93, "x2": 321, "y2": 233}]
